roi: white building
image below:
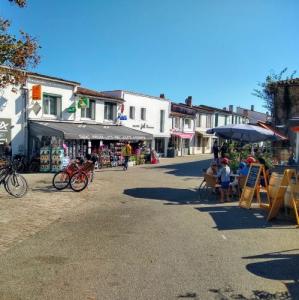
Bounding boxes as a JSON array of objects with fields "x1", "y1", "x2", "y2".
[
  {"x1": 169, "y1": 100, "x2": 196, "y2": 156},
  {"x1": 0, "y1": 71, "x2": 153, "y2": 158},
  {"x1": 192, "y1": 104, "x2": 249, "y2": 154},
  {"x1": 193, "y1": 106, "x2": 216, "y2": 154},
  {"x1": 102, "y1": 90, "x2": 172, "y2": 156}
]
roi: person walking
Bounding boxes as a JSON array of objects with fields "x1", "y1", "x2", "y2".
[
  {"x1": 212, "y1": 141, "x2": 219, "y2": 162},
  {"x1": 220, "y1": 142, "x2": 228, "y2": 158},
  {"x1": 122, "y1": 141, "x2": 132, "y2": 171}
]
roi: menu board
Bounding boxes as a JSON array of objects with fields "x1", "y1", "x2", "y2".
[
  {"x1": 239, "y1": 163, "x2": 264, "y2": 209},
  {"x1": 246, "y1": 165, "x2": 261, "y2": 188}
]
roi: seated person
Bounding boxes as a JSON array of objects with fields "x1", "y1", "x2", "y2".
[
  {"x1": 206, "y1": 161, "x2": 218, "y2": 176},
  {"x1": 216, "y1": 158, "x2": 231, "y2": 203},
  {"x1": 230, "y1": 162, "x2": 247, "y2": 194}
]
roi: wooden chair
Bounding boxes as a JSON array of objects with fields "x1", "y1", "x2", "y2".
[
  {"x1": 199, "y1": 173, "x2": 221, "y2": 198},
  {"x1": 291, "y1": 184, "x2": 299, "y2": 226},
  {"x1": 198, "y1": 168, "x2": 207, "y2": 190}
]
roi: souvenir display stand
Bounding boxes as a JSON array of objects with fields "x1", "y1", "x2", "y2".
[
  {"x1": 51, "y1": 147, "x2": 64, "y2": 172},
  {"x1": 40, "y1": 147, "x2": 51, "y2": 172},
  {"x1": 99, "y1": 148, "x2": 111, "y2": 168}
]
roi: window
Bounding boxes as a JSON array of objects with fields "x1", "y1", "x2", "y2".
[
  {"x1": 197, "y1": 115, "x2": 201, "y2": 127},
  {"x1": 175, "y1": 117, "x2": 180, "y2": 128},
  {"x1": 81, "y1": 99, "x2": 95, "y2": 119},
  {"x1": 129, "y1": 106, "x2": 135, "y2": 119},
  {"x1": 215, "y1": 113, "x2": 219, "y2": 127},
  {"x1": 160, "y1": 110, "x2": 165, "y2": 132},
  {"x1": 206, "y1": 115, "x2": 212, "y2": 128},
  {"x1": 141, "y1": 108, "x2": 146, "y2": 121},
  {"x1": 225, "y1": 115, "x2": 227, "y2": 125},
  {"x1": 43, "y1": 94, "x2": 59, "y2": 116},
  {"x1": 235, "y1": 116, "x2": 238, "y2": 124},
  {"x1": 185, "y1": 118, "x2": 191, "y2": 129},
  {"x1": 104, "y1": 102, "x2": 117, "y2": 121}
]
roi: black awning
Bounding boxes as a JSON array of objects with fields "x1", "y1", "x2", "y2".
[{"x1": 29, "y1": 121, "x2": 153, "y2": 140}]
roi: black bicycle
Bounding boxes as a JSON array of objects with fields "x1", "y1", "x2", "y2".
[{"x1": 0, "y1": 161, "x2": 28, "y2": 198}]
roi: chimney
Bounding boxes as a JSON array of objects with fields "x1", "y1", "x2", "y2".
[
  {"x1": 160, "y1": 93, "x2": 165, "y2": 99},
  {"x1": 185, "y1": 96, "x2": 192, "y2": 107},
  {"x1": 251, "y1": 105, "x2": 254, "y2": 111},
  {"x1": 229, "y1": 105, "x2": 233, "y2": 112}
]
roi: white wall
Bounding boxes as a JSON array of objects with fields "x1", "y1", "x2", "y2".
[
  {"x1": 27, "y1": 77, "x2": 77, "y2": 121},
  {"x1": 106, "y1": 91, "x2": 172, "y2": 138},
  {"x1": 0, "y1": 85, "x2": 25, "y2": 155},
  {"x1": 27, "y1": 78, "x2": 122, "y2": 124}
]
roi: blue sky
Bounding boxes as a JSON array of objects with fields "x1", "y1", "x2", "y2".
[{"x1": 2, "y1": 0, "x2": 299, "y2": 112}]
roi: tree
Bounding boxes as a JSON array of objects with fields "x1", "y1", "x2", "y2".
[
  {"x1": 0, "y1": 0, "x2": 40, "y2": 89},
  {"x1": 252, "y1": 68, "x2": 296, "y2": 116}
]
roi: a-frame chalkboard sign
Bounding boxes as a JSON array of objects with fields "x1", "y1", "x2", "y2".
[{"x1": 239, "y1": 163, "x2": 270, "y2": 209}]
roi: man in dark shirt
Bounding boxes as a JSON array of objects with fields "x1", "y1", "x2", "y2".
[{"x1": 212, "y1": 141, "x2": 219, "y2": 160}]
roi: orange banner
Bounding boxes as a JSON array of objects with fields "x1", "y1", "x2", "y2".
[{"x1": 32, "y1": 85, "x2": 41, "y2": 100}]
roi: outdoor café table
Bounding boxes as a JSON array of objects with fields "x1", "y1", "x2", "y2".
[{"x1": 230, "y1": 174, "x2": 239, "y2": 181}]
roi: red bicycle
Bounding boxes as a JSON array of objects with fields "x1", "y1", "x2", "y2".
[
  {"x1": 69, "y1": 161, "x2": 95, "y2": 192},
  {"x1": 52, "y1": 161, "x2": 79, "y2": 190}
]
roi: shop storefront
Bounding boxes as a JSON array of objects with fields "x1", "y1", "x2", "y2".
[
  {"x1": 29, "y1": 121, "x2": 153, "y2": 172},
  {"x1": 169, "y1": 132, "x2": 194, "y2": 156}
]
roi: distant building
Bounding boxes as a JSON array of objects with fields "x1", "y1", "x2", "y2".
[
  {"x1": 102, "y1": 90, "x2": 172, "y2": 157},
  {"x1": 236, "y1": 105, "x2": 269, "y2": 124},
  {"x1": 169, "y1": 98, "x2": 196, "y2": 156}
]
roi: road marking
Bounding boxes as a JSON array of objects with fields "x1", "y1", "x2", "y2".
[{"x1": 221, "y1": 234, "x2": 227, "y2": 240}]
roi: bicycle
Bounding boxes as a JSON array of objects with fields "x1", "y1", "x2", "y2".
[
  {"x1": 0, "y1": 161, "x2": 28, "y2": 198},
  {"x1": 52, "y1": 160, "x2": 79, "y2": 190},
  {"x1": 69, "y1": 161, "x2": 95, "y2": 192}
]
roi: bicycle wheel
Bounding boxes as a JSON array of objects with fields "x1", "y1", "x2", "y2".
[
  {"x1": 70, "y1": 172, "x2": 88, "y2": 192},
  {"x1": 5, "y1": 173, "x2": 28, "y2": 198},
  {"x1": 53, "y1": 171, "x2": 70, "y2": 190}
]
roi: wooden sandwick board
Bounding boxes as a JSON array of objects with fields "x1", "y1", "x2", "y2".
[
  {"x1": 267, "y1": 168, "x2": 297, "y2": 221},
  {"x1": 239, "y1": 163, "x2": 270, "y2": 209}
]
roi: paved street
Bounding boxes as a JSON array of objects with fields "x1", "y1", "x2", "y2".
[{"x1": 0, "y1": 155, "x2": 298, "y2": 300}]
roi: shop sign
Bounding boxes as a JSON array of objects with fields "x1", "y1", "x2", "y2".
[
  {"x1": 119, "y1": 115, "x2": 127, "y2": 120},
  {"x1": 32, "y1": 85, "x2": 42, "y2": 100},
  {"x1": 67, "y1": 106, "x2": 76, "y2": 113},
  {"x1": 32, "y1": 102, "x2": 41, "y2": 115},
  {"x1": 0, "y1": 118, "x2": 11, "y2": 144},
  {"x1": 78, "y1": 97, "x2": 89, "y2": 109}
]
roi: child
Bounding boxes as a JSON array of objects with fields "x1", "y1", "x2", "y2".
[{"x1": 216, "y1": 157, "x2": 231, "y2": 203}]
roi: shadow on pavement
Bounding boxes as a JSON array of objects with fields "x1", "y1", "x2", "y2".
[
  {"x1": 156, "y1": 159, "x2": 212, "y2": 178},
  {"x1": 195, "y1": 206, "x2": 294, "y2": 231},
  {"x1": 31, "y1": 185, "x2": 73, "y2": 193},
  {"x1": 124, "y1": 187, "x2": 202, "y2": 205},
  {"x1": 242, "y1": 249, "x2": 299, "y2": 299}
]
